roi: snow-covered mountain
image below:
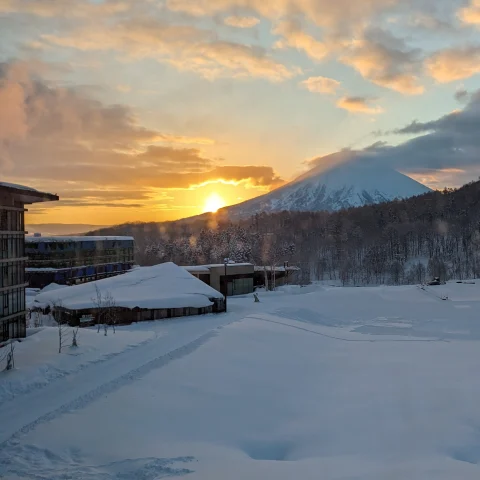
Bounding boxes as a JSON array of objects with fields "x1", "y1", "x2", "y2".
[{"x1": 225, "y1": 153, "x2": 431, "y2": 218}]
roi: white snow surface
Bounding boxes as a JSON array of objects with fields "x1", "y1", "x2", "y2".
[
  {"x1": 226, "y1": 153, "x2": 431, "y2": 217},
  {"x1": 0, "y1": 327, "x2": 154, "y2": 404},
  {"x1": 2, "y1": 282, "x2": 480, "y2": 479},
  {"x1": 34, "y1": 262, "x2": 223, "y2": 311},
  {"x1": 39, "y1": 283, "x2": 68, "y2": 294}
]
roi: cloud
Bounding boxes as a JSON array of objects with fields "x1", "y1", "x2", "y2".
[
  {"x1": 340, "y1": 28, "x2": 424, "y2": 95},
  {"x1": 426, "y1": 46, "x2": 480, "y2": 82},
  {"x1": 336, "y1": 96, "x2": 384, "y2": 114},
  {"x1": 408, "y1": 14, "x2": 452, "y2": 30},
  {"x1": 358, "y1": 89, "x2": 480, "y2": 175},
  {"x1": 0, "y1": 61, "x2": 282, "y2": 208},
  {"x1": 166, "y1": 0, "x2": 398, "y2": 32},
  {"x1": 41, "y1": 18, "x2": 296, "y2": 82},
  {"x1": 406, "y1": 168, "x2": 471, "y2": 189},
  {"x1": 0, "y1": 0, "x2": 131, "y2": 18},
  {"x1": 273, "y1": 20, "x2": 328, "y2": 62},
  {"x1": 224, "y1": 15, "x2": 260, "y2": 28},
  {"x1": 458, "y1": 0, "x2": 480, "y2": 25},
  {"x1": 300, "y1": 76, "x2": 340, "y2": 95},
  {"x1": 116, "y1": 84, "x2": 131, "y2": 93},
  {"x1": 455, "y1": 88, "x2": 470, "y2": 102}
]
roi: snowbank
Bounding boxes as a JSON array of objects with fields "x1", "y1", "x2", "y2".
[{"x1": 34, "y1": 262, "x2": 224, "y2": 311}]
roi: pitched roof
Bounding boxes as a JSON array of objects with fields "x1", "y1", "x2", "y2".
[{"x1": 34, "y1": 262, "x2": 224, "y2": 311}]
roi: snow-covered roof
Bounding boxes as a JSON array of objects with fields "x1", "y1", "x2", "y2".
[
  {"x1": 0, "y1": 181, "x2": 39, "y2": 192},
  {"x1": 40, "y1": 283, "x2": 68, "y2": 294},
  {"x1": 254, "y1": 266, "x2": 301, "y2": 272},
  {"x1": 34, "y1": 262, "x2": 224, "y2": 311},
  {"x1": 183, "y1": 266, "x2": 211, "y2": 274},
  {"x1": 26, "y1": 235, "x2": 134, "y2": 243},
  {"x1": 0, "y1": 182, "x2": 58, "y2": 203},
  {"x1": 183, "y1": 263, "x2": 253, "y2": 270}
]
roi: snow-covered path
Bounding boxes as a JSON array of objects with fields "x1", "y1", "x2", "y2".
[
  {"x1": 0, "y1": 312, "x2": 237, "y2": 446},
  {"x1": 2, "y1": 283, "x2": 480, "y2": 479}
]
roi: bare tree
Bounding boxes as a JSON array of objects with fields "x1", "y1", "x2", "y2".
[
  {"x1": 71, "y1": 326, "x2": 79, "y2": 347},
  {"x1": 104, "y1": 291, "x2": 117, "y2": 334},
  {"x1": 91, "y1": 285, "x2": 117, "y2": 335},
  {"x1": 0, "y1": 340, "x2": 16, "y2": 371},
  {"x1": 52, "y1": 301, "x2": 70, "y2": 354},
  {"x1": 32, "y1": 309, "x2": 43, "y2": 328}
]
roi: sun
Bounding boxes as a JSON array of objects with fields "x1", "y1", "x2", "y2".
[{"x1": 203, "y1": 192, "x2": 226, "y2": 213}]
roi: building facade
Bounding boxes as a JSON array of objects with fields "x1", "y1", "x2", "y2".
[
  {"x1": 26, "y1": 236, "x2": 135, "y2": 288},
  {"x1": 184, "y1": 263, "x2": 254, "y2": 296},
  {"x1": 0, "y1": 183, "x2": 58, "y2": 342}
]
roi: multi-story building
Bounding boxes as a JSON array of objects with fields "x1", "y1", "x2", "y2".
[
  {"x1": 26, "y1": 236, "x2": 135, "y2": 288},
  {"x1": 1, "y1": 182, "x2": 58, "y2": 342}
]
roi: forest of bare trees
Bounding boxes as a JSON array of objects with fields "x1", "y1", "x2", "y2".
[{"x1": 88, "y1": 180, "x2": 480, "y2": 286}]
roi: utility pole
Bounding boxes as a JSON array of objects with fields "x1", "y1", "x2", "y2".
[{"x1": 223, "y1": 257, "x2": 229, "y2": 312}]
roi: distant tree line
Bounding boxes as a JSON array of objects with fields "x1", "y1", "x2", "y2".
[{"x1": 87, "y1": 180, "x2": 480, "y2": 286}]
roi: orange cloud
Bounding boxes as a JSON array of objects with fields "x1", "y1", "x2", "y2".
[
  {"x1": 41, "y1": 19, "x2": 296, "y2": 82},
  {"x1": 166, "y1": 0, "x2": 397, "y2": 31},
  {"x1": 274, "y1": 20, "x2": 328, "y2": 62},
  {"x1": 300, "y1": 76, "x2": 340, "y2": 95},
  {"x1": 426, "y1": 47, "x2": 480, "y2": 82},
  {"x1": 0, "y1": 0, "x2": 130, "y2": 17},
  {"x1": 458, "y1": 0, "x2": 480, "y2": 25},
  {"x1": 0, "y1": 61, "x2": 283, "y2": 210},
  {"x1": 340, "y1": 29, "x2": 424, "y2": 95},
  {"x1": 224, "y1": 15, "x2": 260, "y2": 28},
  {"x1": 336, "y1": 96, "x2": 384, "y2": 114}
]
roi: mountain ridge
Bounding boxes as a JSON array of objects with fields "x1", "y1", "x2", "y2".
[{"x1": 223, "y1": 153, "x2": 431, "y2": 219}]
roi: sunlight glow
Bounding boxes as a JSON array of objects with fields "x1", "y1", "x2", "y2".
[{"x1": 203, "y1": 192, "x2": 226, "y2": 213}]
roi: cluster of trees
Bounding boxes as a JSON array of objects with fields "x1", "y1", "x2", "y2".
[{"x1": 88, "y1": 180, "x2": 480, "y2": 286}]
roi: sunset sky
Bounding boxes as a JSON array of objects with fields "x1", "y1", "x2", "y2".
[{"x1": 2, "y1": 0, "x2": 480, "y2": 225}]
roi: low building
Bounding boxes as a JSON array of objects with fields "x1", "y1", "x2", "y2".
[
  {"x1": 183, "y1": 263, "x2": 254, "y2": 296},
  {"x1": 0, "y1": 182, "x2": 58, "y2": 341},
  {"x1": 254, "y1": 265, "x2": 301, "y2": 289},
  {"x1": 26, "y1": 235, "x2": 135, "y2": 288},
  {"x1": 33, "y1": 262, "x2": 225, "y2": 326}
]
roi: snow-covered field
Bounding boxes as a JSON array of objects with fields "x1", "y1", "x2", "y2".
[{"x1": 2, "y1": 282, "x2": 480, "y2": 479}]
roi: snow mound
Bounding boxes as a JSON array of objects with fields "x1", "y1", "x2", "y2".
[{"x1": 34, "y1": 262, "x2": 224, "y2": 310}]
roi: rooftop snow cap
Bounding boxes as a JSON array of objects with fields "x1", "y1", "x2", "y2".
[{"x1": 34, "y1": 262, "x2": 224, "y2": 311}]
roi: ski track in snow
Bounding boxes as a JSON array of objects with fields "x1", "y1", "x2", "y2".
[
  {"x1": 249, "y1": 314, "x2": 446, "y2": 343},
  {"x1": 0, "y1": 310, "x2": 242, "y2": 460},
  {"x1": 0, "y1": 334, "x2": 158, "y2": 404},
  {"x1": 1, "y1": 330, "x2": 219, "y2": 450}
]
